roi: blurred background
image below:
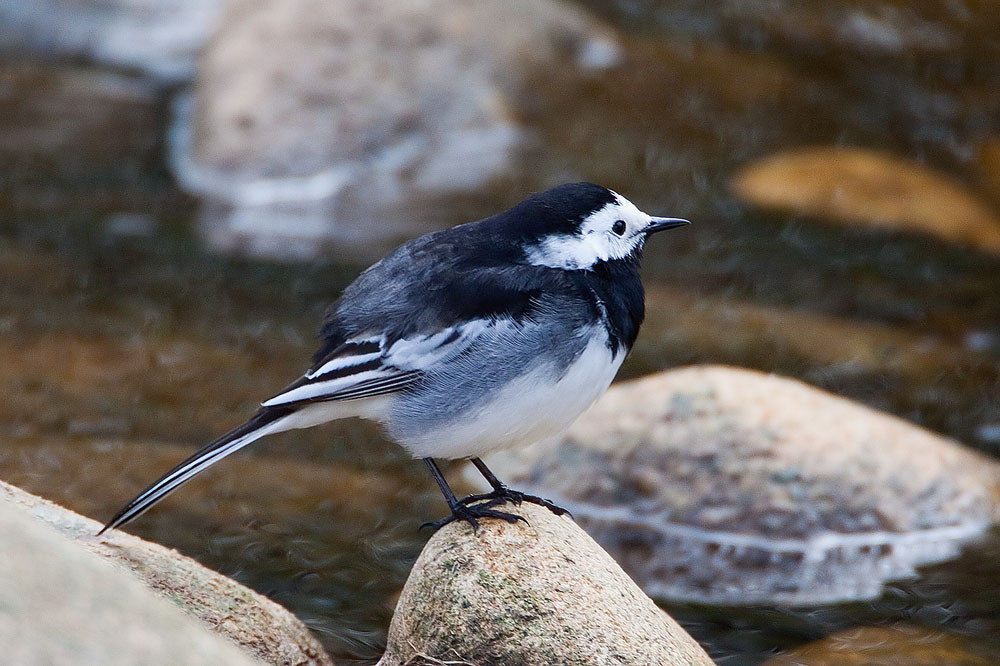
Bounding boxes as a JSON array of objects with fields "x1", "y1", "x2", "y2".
[{"x1": 1, "y1": 0, "x2": 999, "y2": 663}]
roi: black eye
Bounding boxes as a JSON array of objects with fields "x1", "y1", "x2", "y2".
[{"x1": 612, "y1": 220, "x2": 626, "y2": 236}]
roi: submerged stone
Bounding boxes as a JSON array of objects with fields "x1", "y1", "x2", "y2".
[
  {"x1": 764, "y1": 623, "x2": 995, "y2": 666},
  {"x1": 486, "y1": 365, "x2": 1000, "y2": 605},
  {"x1": 730, "y1": 147, "x2": 1000, "y2": 254}
]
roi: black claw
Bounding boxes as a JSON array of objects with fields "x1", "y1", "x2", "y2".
[
  {"x1": 421, "y1": 458, "x2": 570, "y2": 533},
  {"x1": 460, "y1": 486, "x2": 571, "y2": 518},
  {"x1": 520, "y1": 493, "x2": 572, "y2": 518},
  {"x1": 421, "y1": 503, "x2": 527, "y2": 533}
]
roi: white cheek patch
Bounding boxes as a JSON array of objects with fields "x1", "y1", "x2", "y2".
[
  {"x1": 525, "y1": 233, "x2": 615, "y2": 270},
  {"x1": 525, "y1": 194, "x2": 651, "y2": 270}
]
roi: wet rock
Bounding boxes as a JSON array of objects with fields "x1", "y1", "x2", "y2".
[
  {"x1": 179, "y1": 0, "x2": 619, "y2": 259},
  {"x1": 764, "y1": 623, "x2": 995, "y2": 666},
  {"x1": 486, "y1": 365, "x2": 1000, "y2": 605},
  {"x1": 0, "y1": 0, "x2": 226, "y2": 82},
  {"x1": 0, "y1": 480, "x2": 333, "y2": 665},
  {"x1": 378, "y1": 502, "x2": 714, "y2": 666},
  {"x1": 730, "y1": 147, "x2": 1000, "y2": 254}
]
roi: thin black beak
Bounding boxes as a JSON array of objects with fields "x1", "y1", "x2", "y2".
[{"x1": 645, "y1": 217, "x2": 691, "y2": 235}]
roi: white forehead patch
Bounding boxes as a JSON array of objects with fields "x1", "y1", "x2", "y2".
[{"x1": 525, "y1": 192, "x2": 653, "y2": 270}]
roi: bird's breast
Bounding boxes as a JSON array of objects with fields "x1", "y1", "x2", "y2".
[{"x1": 387, "y1": 327, "x2": 624, "y2": 459}]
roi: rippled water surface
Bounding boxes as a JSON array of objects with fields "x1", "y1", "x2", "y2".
[{"x1": 2, "y1": 1, "x2": 1000, "y2": 663}]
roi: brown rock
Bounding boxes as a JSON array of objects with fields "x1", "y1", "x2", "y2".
[
  {"x1": 378, "y1": 502, "x2": 714, "y2": 666},
  {"x1": 487, "y1": 366, "x2": 1000, "y2": 604},
  {"x1": 0, "y1": 480, "x2": 333, "y2": 666},
  {"x1": 764, "y1": 624, "x2": 995, "y2": 666},
  {"x1": 730, "y1": 146, "x2": 1000, "y2": 253}
]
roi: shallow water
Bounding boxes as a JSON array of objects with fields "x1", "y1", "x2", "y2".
[{"x1": 2, "y1": 1, "x2": 1000, "y2": 663}]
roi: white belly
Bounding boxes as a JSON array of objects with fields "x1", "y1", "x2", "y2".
[{"x1": 399, "y1": 333, "x2": 624, "y2": 459}]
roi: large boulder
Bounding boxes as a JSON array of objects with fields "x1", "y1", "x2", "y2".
[
  {"x1": 486, "y1": 365, "x2": 1000, "y2": 604},
  {"x1": 378, "y1": 502, "x2": 714, "y2": 666},
  {"x1": 175, "y1": 0, "x2": 619, "y2": 259},
  {"x1": 0, "y1": 480, "x2": 332, "y2": 666}
]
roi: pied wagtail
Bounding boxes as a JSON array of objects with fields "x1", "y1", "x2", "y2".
[{"x1": 100, "y1": 182, "x2": 688, "y2": 533}]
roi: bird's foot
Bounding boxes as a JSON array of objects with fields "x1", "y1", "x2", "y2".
[
  {"x1": 420, "y1": 501, "x2": 527, "y2": 533},
  {"x1": 458, "y1": 486, "x2": 572, "y2": 518}
]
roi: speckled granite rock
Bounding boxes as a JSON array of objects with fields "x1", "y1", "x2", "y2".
[
  {"x1": 378, "y1": 502, "x2": 714, "y2": 666},
  {"x1": 730, "y1": 146, "x2": 1000, "y2": 253},
  {"x1": 486, "y1": 365, "x2": 1000, "y2": 604},
  {"x1": 0, "y1": 480, "x2": 333, "y2": 666}
]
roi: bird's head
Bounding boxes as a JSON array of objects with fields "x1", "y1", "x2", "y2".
[{"x1": 513, "y1": 183, "x2": 689, "y2": 271}]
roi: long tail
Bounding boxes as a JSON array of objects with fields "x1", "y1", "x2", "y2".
[{"x1": 99, "y1": 406, "x2": 295, "y2": 535}]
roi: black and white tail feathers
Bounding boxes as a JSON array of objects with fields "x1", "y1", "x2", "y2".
[
  {"x1": 99, "y1": 316, "x2": 497, "y2": 534},
  {"x1": 98, "y1": 407, "x2": 294, "y2": 535},
  {"x1": 99, "y1": 331, "x2": 427, "y2": 534}
]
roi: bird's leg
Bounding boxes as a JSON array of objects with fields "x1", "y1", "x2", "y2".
[
  {"x1": 461, "y1": 457, "x2": 572, "y2": 518},
  {"x1": 455, "y1": 457, "x2": 520, "y2": 505},
  {"x1": 420, "y1": 458, "x2": 526, "y2": 532}
]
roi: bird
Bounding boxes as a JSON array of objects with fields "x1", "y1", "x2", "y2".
[{"x1": 99, "y1": 182, "x2": 689, "y2": 534}]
